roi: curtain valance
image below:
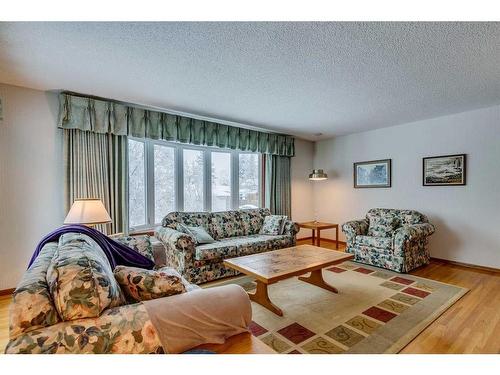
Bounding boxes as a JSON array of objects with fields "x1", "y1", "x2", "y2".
[{"x1": 58, "y1": 93, "x2": 295, "y2": 157}]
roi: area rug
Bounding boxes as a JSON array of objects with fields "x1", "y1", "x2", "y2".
[{"x1": 209, "y1": 261, "x2": 468, "y2": 354}]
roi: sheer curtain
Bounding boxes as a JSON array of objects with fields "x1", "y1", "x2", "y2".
[
  {"x1": 63, "y1": 129, "x2": 128, "y2": 234},
  {"x1": 265, "y1": 155, "x2": 292, "y2": 218}
]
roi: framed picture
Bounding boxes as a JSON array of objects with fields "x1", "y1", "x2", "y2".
[
  {"x1": 423, "y1": 154, "x2": 466, "y2": 186},
  {"x1": 354, "y1": 159, "x2": 391, "y2": 188}
]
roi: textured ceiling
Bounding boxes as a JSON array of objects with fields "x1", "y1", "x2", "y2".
[{"x1": 0, "y1": 22, "x2": 499, "y2": 139}]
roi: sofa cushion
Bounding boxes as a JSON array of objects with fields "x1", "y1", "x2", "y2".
[
  {"x1": 259, "y1": 215, "x2": 286, "y2": 235},
  {"x1": 46, "y1": 233, "x2": 125, "y2": 321},
  {"x1": 355, "y1": 235, "x2": 393, "y2": 249},
  {"x1": 9, "y1": 242, "x2": 61, "y2": 338},
  {"x1": 366, "y1": 208, "x2": 428, "y2": 226},
  {"x1": 238, "y1": 208, "x2": 270, "y2": 236},
  {"x1": 195, "y1": 234, "x2": 291, "y2": 261},
  {"x1": 113, "y1": 235, "x2": 155, "y2": 262},
  {"x1": 367, "y1": 215, "x2": 400, "y2": 237},
  {"x1": 210, "y1": 211, "x2": 245, "y2": 240},
  {"x1": 114, "y1": 266, "x2": 187, "y2": 302},
  {"x1": 162, "y1": 211, "x2": 213, "y2": 234}
]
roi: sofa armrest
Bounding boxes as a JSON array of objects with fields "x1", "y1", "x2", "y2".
[
  {"x1": 393, "y1": 223, "x2": 435, "y2": 257},
  {"x1": 155, "y1": 227, "x2": 196, "y2": 270},
  {"x1": 282, "y1": 220, "x2": 299, "y2": 237},
  {"x1": 151, "y1": 237, "x2": 167, "y2": 267},
  {"x1": 5, "y1": 303, "x2": 162, "y2": 354},
  {"x1": 341, "y1": 219, "x2": 369, "y2": 246}
]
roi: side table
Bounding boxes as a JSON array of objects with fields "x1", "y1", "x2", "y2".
[{"x1": 298, "y1": 221, "x2": 339, "y2": 249}]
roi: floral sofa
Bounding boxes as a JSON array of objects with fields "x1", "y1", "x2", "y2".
[
  {"x1": 5, "y1": 233, "x2": 198, "y2": 354},
  {"x1": 156, "y1": 208, "x2": 299, "y2": 284},
  {"x1": 342, "y1": 208, "x2": 435, "y2": 273}
]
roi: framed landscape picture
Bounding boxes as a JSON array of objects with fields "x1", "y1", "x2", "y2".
[
  {"x1": 423, "y1": 154, "x2": 466, "y2": 186},
  {"x1": 354, "y1": 159, "x2": 391, "y2": 188}
]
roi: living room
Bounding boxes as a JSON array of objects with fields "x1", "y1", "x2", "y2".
[{"x1": 0, "y1": 1, "x2": 499, "y2": 373}]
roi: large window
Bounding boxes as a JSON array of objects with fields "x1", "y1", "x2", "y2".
[
  {"x1": 128, "y1": 139, "x2": 146, "y2": 227},
  {"x1": 239, "y1": 153, "x2": 260, "y2": 209},
  {"x1": 154, "y1": 144, "x2": 175, "y2": 223},
  {"x1": 128, "y1": 139, "x2": 262, "y2": 230},
  {"x1": 183, "y1": 149, "x2": 205, "y2": 212},
  {"x1": 211, "y1": 152, "x2": 232, "y2": 212}
]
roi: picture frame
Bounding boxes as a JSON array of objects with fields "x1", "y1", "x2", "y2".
[
  {"x1": 353, "y1": 159, "x2": 392, "y2": 188},
  {"x1": 423, "y1": 154, "x2": 466, "y2": 186}
]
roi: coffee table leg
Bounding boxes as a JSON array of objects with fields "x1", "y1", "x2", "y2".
[
  {"x1": 298, "y1": 269, "x2": 338, "y2": 293},
  {"x1": 248, "y1": 281, "x2": 283, "y2": 316},
  {"x1": 336, "y1": 226, "x2": 339, "y2": 249}
]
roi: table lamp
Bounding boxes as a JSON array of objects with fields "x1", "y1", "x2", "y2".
[{"x1": 64, "y1": 198, "x2": 112, "y2": 226}]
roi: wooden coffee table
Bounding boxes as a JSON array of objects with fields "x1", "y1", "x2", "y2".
[{"x1": 223, "y1": 245, "x2": 354, "y2": 316}]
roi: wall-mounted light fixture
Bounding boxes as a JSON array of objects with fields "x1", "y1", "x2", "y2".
[{"x1": 308, "y1": 169, "x2": 328, "y2": 181}]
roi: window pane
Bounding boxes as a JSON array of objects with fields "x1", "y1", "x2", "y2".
[
  {"x1": 239, "y1": 153, "x2": 260, "y2": 208},
  {"x1": 183, "y1": 149, "x2": 204, "y2": 211},
  {"x1": 128, "y1": 139, "x2": 146, "y2": 227},
  {"x1": 211, "y1": 152, "x2": 231, "y2": 211},
  {"x1": 154, "y1": 145, "x2": 175, "y2": 223}
]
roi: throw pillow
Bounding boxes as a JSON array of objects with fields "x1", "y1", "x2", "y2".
[
  {"x1": 114, "y1": 266, "x2": 187, "y2": 302},
  {"x1": 367, "y1": 216, "x2": 400, "y2": 238},
  {"x1": 187, "y1": 226, "x2": 215, "y2": 244},
  {"x1": 260, "y1": 215, "x2": 286, "y2": 235},
  {"x1": 46, "y1": 234, "x2": 125, "y2": 321}
]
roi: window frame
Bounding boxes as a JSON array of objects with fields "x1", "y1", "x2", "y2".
[{"x1": 128, "y1": 137, "x2": 262, "y2": 231}]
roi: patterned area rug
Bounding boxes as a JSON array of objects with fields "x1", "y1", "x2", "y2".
[{"x1": 212, "y1": 261, "x2": 468, "y2": 354}]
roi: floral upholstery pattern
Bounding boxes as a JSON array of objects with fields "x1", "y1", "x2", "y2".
[
  {"x1": 238, "y1": 209, "x2": 269, "y2": 235},
  {"x1": 114, "y1": 266, "x2": 186, "y2": 302},
  {"x1": 155, "y1": 209, "x2": 298, "y2": 284},
  {"x1": 9, "y1": 242, "x2": 61, "y2": 338},
  {"x1": 6, "y1": 233, "x2": 207, "y2": 354},
  {"x1": 367, "y1": 216, "x2": 400, "y2": 238},
  {"x1": 112, "y1": 234, "x2": 155, "y2": 262},
  {"x1": 195, "y1": 234, "x2": 292, "y2": 261},
  {"x1": 355, "y1": 235, "x2": 392, "y2": 249},
  {"x1": 342, "y1": 219, "x2": 369, "y2": 247},
  {"x1": 46, "y1": 234, "x2": 125, "y2": 321},
  {"x1": 342, "y1": 208, "x2": 435, "y2": 273},
  {"x1": 259, "y1": 215, "x2": 286, "y2": 235},
  {"x1": 162, "y1": 211, "x2": 212, "y2": 233},
  {"x1": 211, "y1": 211, "x2": 245, "y2": 239},
  {"x1": 5, "y1": 303, "x2": 163, "y2": 354}
]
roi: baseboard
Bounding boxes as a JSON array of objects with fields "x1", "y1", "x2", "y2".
[
  {"x1": 0, "y1": 288, "x2": 14, "y2": 296},
  {"x1": 431, "y1": 257, "x2": 500, "y2": 273}
]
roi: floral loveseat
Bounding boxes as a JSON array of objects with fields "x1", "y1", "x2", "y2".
[
  {"x1": 342, "y1": 208, "x2": 435, "y2": 273},
  {"x1": 156, "y1": 208, "x2": 299, "y2": 284},
  {"x1": 5, "y1": 233, "x2": 198, "y2": 354}
]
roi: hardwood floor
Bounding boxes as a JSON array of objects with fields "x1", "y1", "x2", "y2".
[
  {"x1": 0, "y1": 239, "x2": 498, "y2": 354},
  {"x1": 0, "y1": 295, "x2": 10, "y2": 353}
]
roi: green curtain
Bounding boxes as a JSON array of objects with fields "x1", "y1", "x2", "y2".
[
  {"x1": 59, "y1": 93, "x2": 295, "y2": 157},
  {"x1": 63, "y1": 129, "x2": 128, "y2": 234},
  {"x1": 265, "y1": 154, "x2": 292, "y2": 218}
]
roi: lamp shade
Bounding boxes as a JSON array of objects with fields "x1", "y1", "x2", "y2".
[
  {"x1": 64, "y1": 198, "x2": 112, "y2": 225},
  {"x1": 309, "y1": 169, "x2": 328, "y2": 181}
]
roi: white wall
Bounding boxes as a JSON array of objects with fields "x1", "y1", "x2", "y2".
[
  {"x1": 0, "y1": 84, "x2": 64, "y2": 290},
  {"x1": 291, "y1": 138, "x2": 315, "y2": 239},
  {"x1": 313, "y1": 105, "x2": 500, "y2": 269}
]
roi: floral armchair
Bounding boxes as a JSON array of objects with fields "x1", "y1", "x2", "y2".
[{"x1": 342, "y1": 208, "x2": 435, "y2": 273}]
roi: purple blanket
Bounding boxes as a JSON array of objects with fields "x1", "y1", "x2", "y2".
[{"x1": 28, "y1": 224, "x2": 155, "y2": 270}]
